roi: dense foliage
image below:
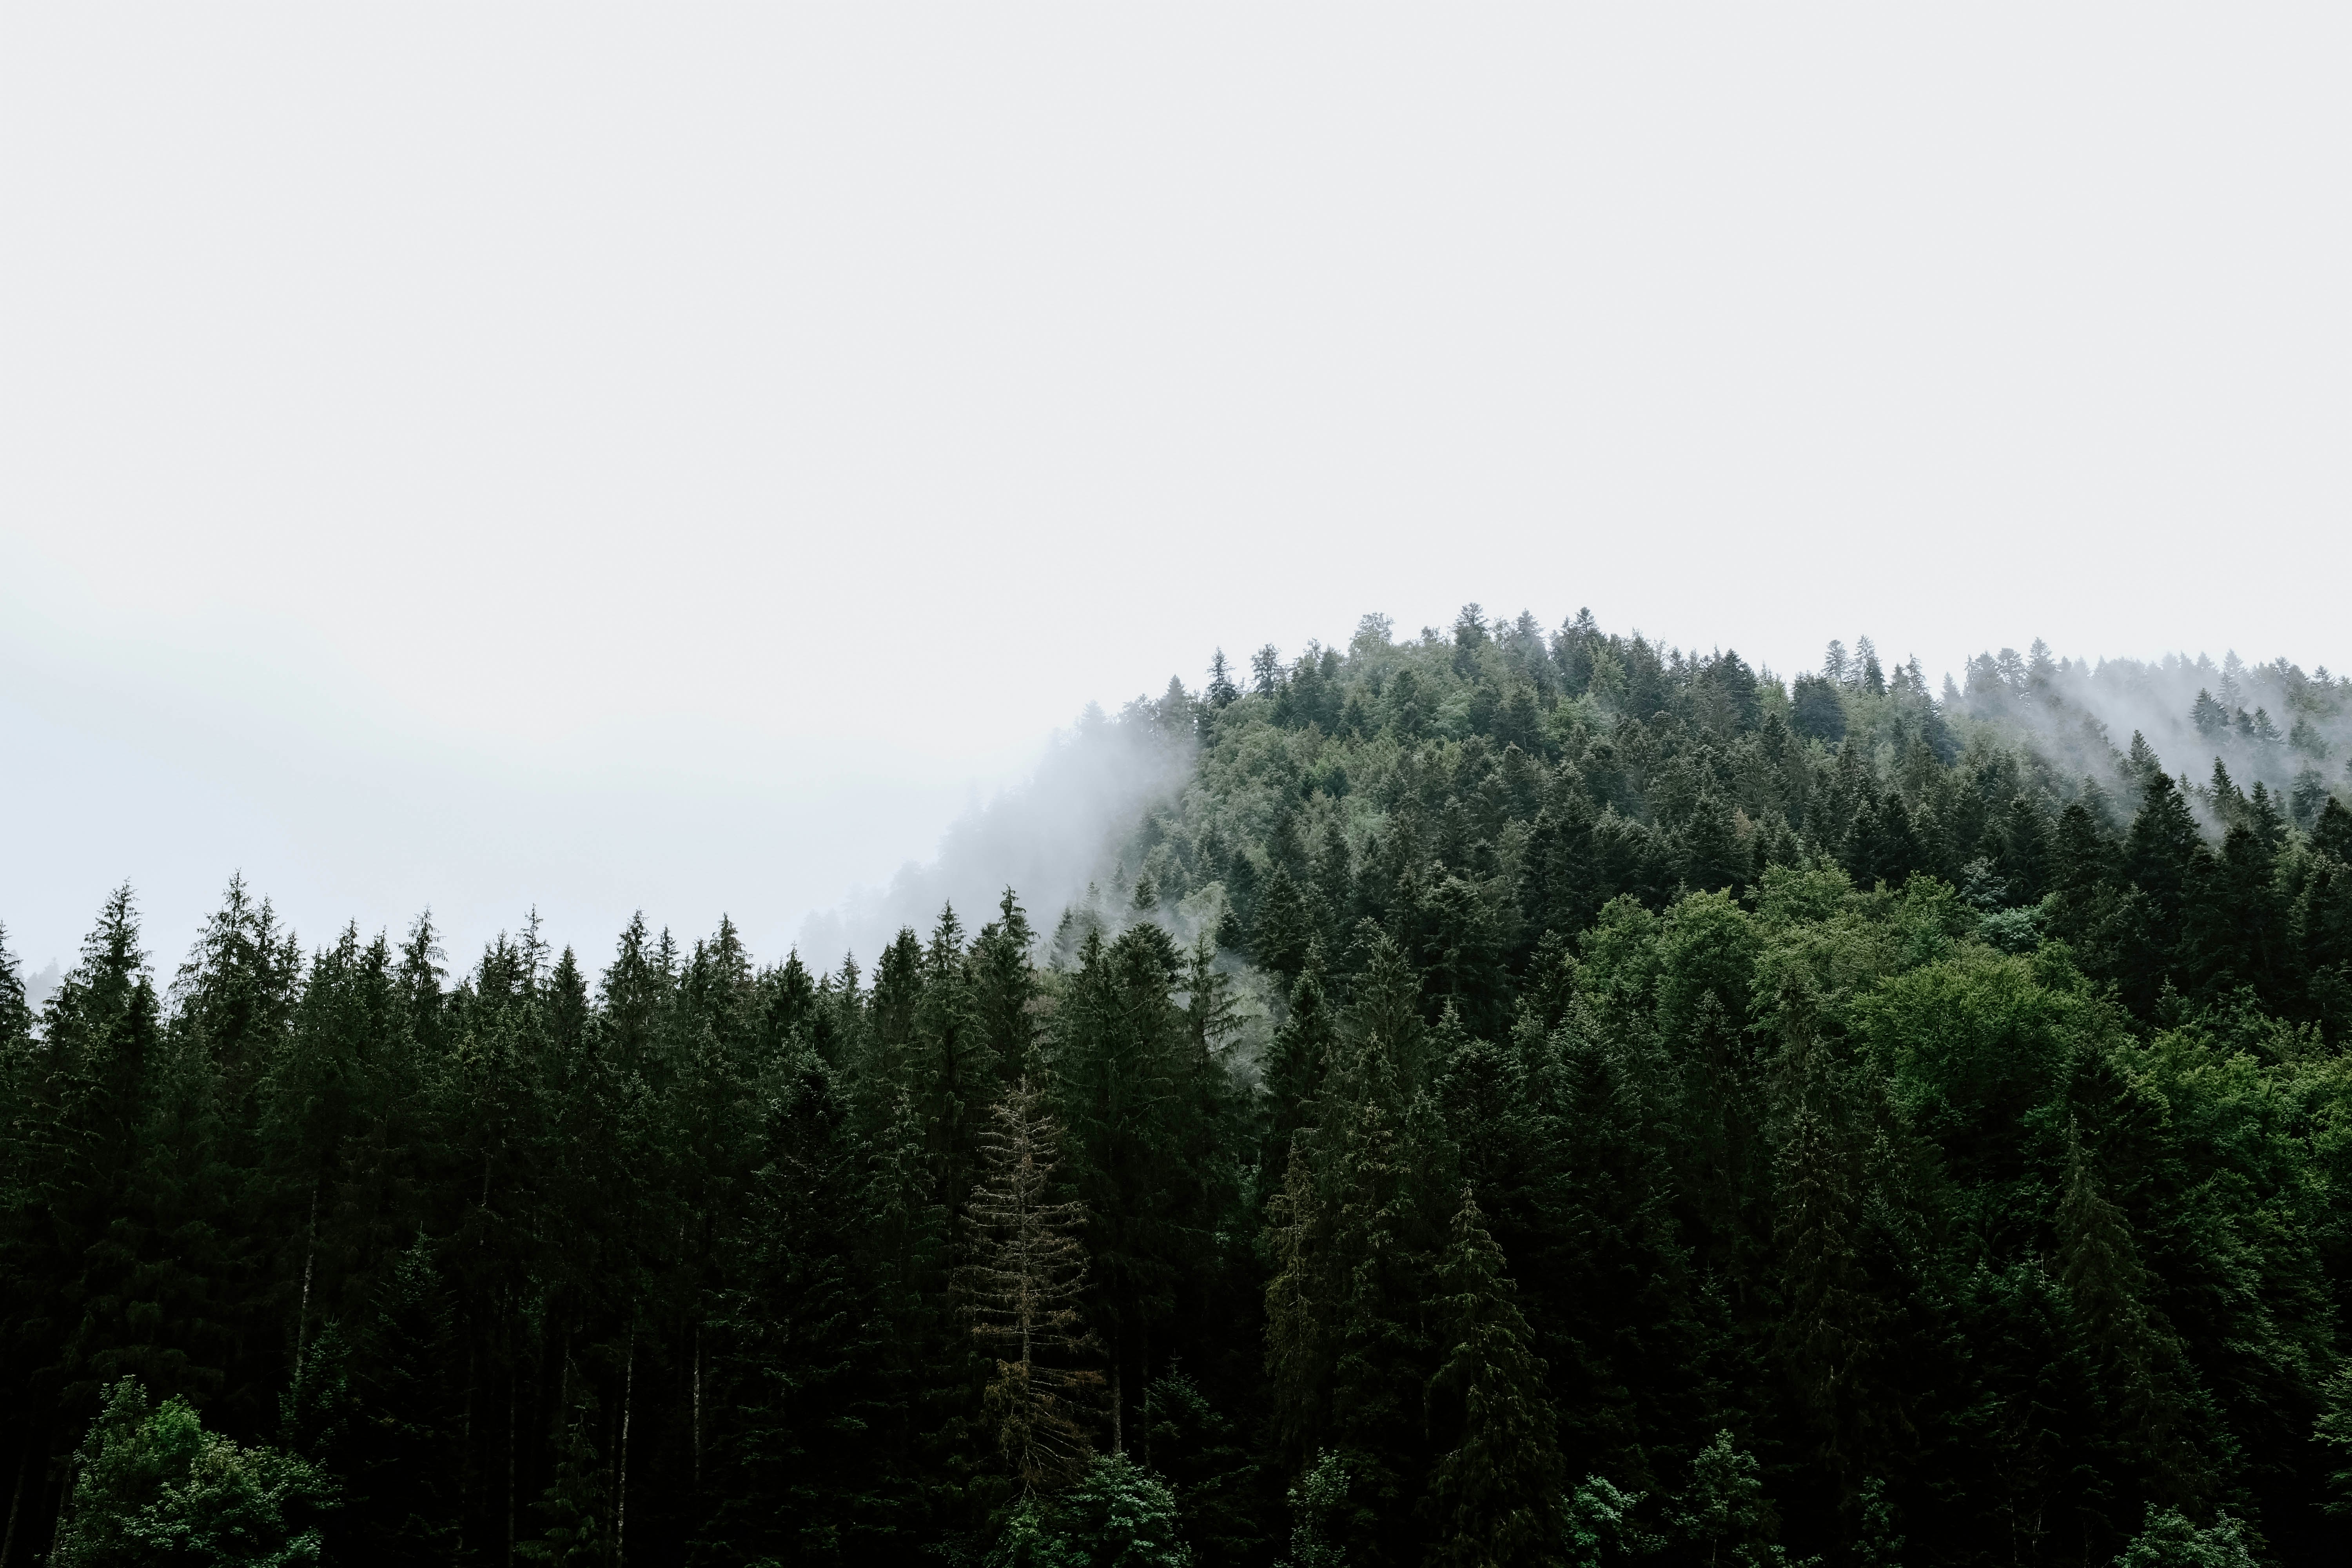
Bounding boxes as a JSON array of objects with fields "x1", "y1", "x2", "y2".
[{"x1": 7, "y1": 608, "x2": 2352, "y2": 1568}]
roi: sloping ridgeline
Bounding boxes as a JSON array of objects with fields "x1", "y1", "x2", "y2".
[{"x1": 4, "y1": 607, "x2": 2352, "y2": 1568}]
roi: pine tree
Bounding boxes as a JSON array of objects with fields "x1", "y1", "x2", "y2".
[
  {"x1": 1304, "y1": 942, "x2": 1437, "y2": 1563},
  {"x1": 915, "y1": 903, "x2": 996, "y2": 1216},
  {"x1": 1857, "y1": 638, "x2": 1886, "y2": 697},
  {"x1": 958, "y1": 1079, "x2": 1104, "y2": 1492},
  {"x1": 1207, "y1": 650, "x2": 1240, "y2": 710},
  {"x1": 1852, "y1": 1477, "x2": 1902, "y2": 1568},
  {"x1": 1774, "y1": 1099, "x2": 1876, "y2": 1472},
  {"x1": 1263, "y1": 1136, "x2": 1335, "y2": 1463},
  {"x1": 1265, "y1": 942, "x2": 1336, "y2": 1172},
  {"x1": 1252, "y1": 646, "x2": 1284, "y2": 697},
  {"x1": 1423, "y1": 1185, "x2": 1567, "y2": 1568},
  {"x1": 0, "y1": 918, "x2": 36, "y2": 1054},
  {"x1": 519, "y1": 1376, "x2": 607, "y2": 1567},
  {"x1": 2056, "y1": 1123, "x2": 2210, "y2": 1505},
  {"x1": 2317, "y1": 1367, "x2": 2352, "y2": 1517},
  {"x1": 1253, "y1": 867, "x2": 1314, "y2": 980},
  {"x1": 31, "y1": 888, "x2": 186, "y2": 1418}
]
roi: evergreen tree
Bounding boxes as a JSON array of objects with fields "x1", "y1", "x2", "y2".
[
  {"x1": 1423, "y1": 1185, "x2": 1567, "y2": 1568},
  {"x1": 518, "y1": 1377, "x2": 606, "y2": 1568},
  {"x1": 13, "y1": 606, "x2": 2352, "y2": 1568},
  {"x1": 2056, "y1": 1123, "x2": 2210, "y2": 1506},
  {"x1": 1254, "y1": 866, "x2": 1316, "y2": 981},
  {"x1": 1264, "y1": 942, "x2": 1336, "y2": 1171},
  {"x1": 0, "y1": 919, "x2": 33, "y2": 1052},
  {"x1": 1207, "y1": 650, "x2": 1240, "y2": 710},
  {"x1": 959, "y1": 1078, "x2": 1104, "y2": 1492}
]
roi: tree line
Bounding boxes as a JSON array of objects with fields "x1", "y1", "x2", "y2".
[{"x1": 6, "y1": 606, "x2": 2352, "y2": 1567}]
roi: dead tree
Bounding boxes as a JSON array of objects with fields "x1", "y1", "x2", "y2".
[{"x1": 955, "y1": 1076, "x2": 1103, "y2": 1491}]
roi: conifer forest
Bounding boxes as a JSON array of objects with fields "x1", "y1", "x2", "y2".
[{"x1": 13, "y1": 608, "x2": 2352, "y2": 1568}]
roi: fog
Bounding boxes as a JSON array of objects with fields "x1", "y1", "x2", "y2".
[
  {"x1": 796, "y1": 693, "x2": 1199, "y2": 971},
  {"x1": 1943, "y1": 642, "x2": 2352, "y2": 828},
  {"x1": 5, "y1": 7, "x2": 2349, "y2": 979}
]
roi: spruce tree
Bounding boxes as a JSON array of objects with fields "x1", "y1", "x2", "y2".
[
  {"x1": 1307, "y1": 937, "x2": 1438, "y2": 1563},
  {"x1": 1207, "y1": 649, "x2": 1240, "y2": 709},
  {"x1": 958, "y1": 1078, "x2": 1103, "y2": 1492},
  {"x1": 1264, "y1": 942, "x2": 1336, "y2": 1172},
  {"x1": 0, "y1": 918, "x2": 37, "y2": 1054},
  {"x1": 1254, "y1": 865, "x2": 1315, "y2": 980},
  {"x1": 1263, "y1": 1138, "x2": 1335, "y2": 1463},
  {"x1": 1423, "y1": 1185, "x2": 1567, "y2": 1568},
  {"x1": 2056, "y1": 1123, "x2": 2210, "y2": 1505}
]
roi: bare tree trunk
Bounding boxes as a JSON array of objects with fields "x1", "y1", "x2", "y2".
[
  {"x1": 506, "y1": 1328, "x2": 518, "y2": 1568},
  {"x1": 293, "y1": 1181, "x2": 319, "y2": 1387},
  {"x1": 552, "y1": 1324, "x2": 571, "y2": 1445},
  {"x1": 691, "y1": 1323, "x2": 702, "y2": 1494},
  {"x1": 2, "y1": 1442, "x2": 28, "y2": 1568},
  {"x1": 616, "y1": 1335, "x2": 635, "y2": 1568},
  {"x1": 1140, "y1": 1320, "x2": 1150, "y2": 1472},
  {"x1": 1110, "y1": 1330, "x2": 1124, "y2": 1455},
  {"x1": 459, "y1": 1335, "x2": 475, "y2": 1558},
  {"x1": 49, "y1": 1455, "x2": 73, "y2": 1566}
]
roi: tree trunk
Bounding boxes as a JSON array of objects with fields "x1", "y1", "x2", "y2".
[
  {"x1": 459, "y1": 1334, "x2": 476, "y2": 1558},
  {"x1": 692, "y1": 1322, "x2": 702, "y2": 1495},
  {"x1": 552, "y1": 1325, "x2": 571, "y2": 1445},
  {"x1": 616, "y1": 1334, "x2": 635, "y2": 1568},
  {"x1": 506, "y1": 1340, "x2": 518, "y2": 1568},
  {"x1": 1110, "y1": 1333, "x2": 1124, "y2": 1455},
  {"x1": 294, "y1": 1180, "x2": 319, "y2": 1387},
  {"x1": 1, "y1": 1442, "x2": 27, "y2": 1568}
]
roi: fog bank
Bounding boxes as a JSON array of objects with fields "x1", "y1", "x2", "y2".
[
  {"x1": 1944, "y1": 642, "x2": 2352, "y2": 827},
  {"x1": 797, "y1": 690, "x2": 1199, "y2": 969}
]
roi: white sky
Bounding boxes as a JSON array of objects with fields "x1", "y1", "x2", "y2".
[{"x1": 4, "y1": 6, "x2": 2348, "y2": 976}]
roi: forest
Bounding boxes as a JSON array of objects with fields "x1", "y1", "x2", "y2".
[{"x1": 7, "y1": 608, "x2": 2352, "y2": 1568}]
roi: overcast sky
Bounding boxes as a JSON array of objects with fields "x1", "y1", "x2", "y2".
[{"x1": 4, "y1": 6, "x2": 2348, "y2": 976}]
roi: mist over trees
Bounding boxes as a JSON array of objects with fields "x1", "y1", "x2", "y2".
[
  {"x1": 796, "y1": 704, "x2": 1197, "y2": 967},
  {"x1": 7, "y1": 607, "x2": 2352, "y2": 1568}
]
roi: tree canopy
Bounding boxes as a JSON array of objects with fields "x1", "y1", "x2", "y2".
[{"x1": 8, "y1": 608, "x2": 2352, "y2": 1567}]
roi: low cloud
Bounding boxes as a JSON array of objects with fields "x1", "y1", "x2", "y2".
[{"x1": 796, "y1": 692, "x2": 1198, "y2": 969}]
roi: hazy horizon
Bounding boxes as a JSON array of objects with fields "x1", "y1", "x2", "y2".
[
  {"x1": 8, "y1": 5, "x2": 2349, "y2": 978},
  {"x1": 10, "y1": 619, "x2": 2345, "y2": 988}
]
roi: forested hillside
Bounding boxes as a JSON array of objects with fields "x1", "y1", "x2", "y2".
[{"x1": 8, "y1": 608, "x2": 2352, "y2": 1568}]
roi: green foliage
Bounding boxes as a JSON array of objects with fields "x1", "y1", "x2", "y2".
[
  {"x1": 12, "y1": 611, "x2": 2352, "y2": 1568},
  {"x1": 517, "y1": 1388, "x2": 607, "y2": 1567},
  {"x1": 1852, "y1": 1476, "x2": 1902, "y2": 1568},
  {"x1": 2316, "y1": 1368, "x2": 2352, "y2": 1515},
  {"x1": 2112, "y1": 1507, "x2": 2254, "y2": 1568},
  {"x1": 1565, "y1": 1475, "x2": 1655, "y2": 1568},
  {"x1": 1142, "y1": 1370, "x2": 1264, "y2": 1563},
  {"x1": 986, "y1": 1454, "x2": 1193, "y2": 1568},
  {"x1": 1674, "y1": 1432, "x2": 1811, "y2": 1568},
  {"x1": 53, "y1": 1377, "x2": 334, "y2": 1568},
  {"x1": 1424, "y1": 1186, "x2": 1567, "y2": 1568},
  {"x1": 1276, "y1": 1450, "x2": 1357, "y2": 1568}
]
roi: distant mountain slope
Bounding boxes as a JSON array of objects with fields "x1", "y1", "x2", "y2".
[
  {"x1": 1084, "y1": 606, "x2": 2350, "y2": 1035},
  {"x1": 9, "y1": 607, "x2": 2352, "y2": 1568}
]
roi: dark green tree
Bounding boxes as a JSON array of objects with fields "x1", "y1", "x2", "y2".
[{"x1": 1423, "y1": 1185, "x2": 1566, "y2": 1568}]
